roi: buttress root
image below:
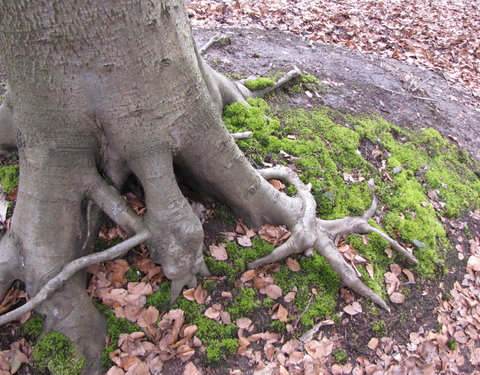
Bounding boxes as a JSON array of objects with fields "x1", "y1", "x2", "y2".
[{"x1": 248, "y1": 166, "x2": 418, "y2": 311}]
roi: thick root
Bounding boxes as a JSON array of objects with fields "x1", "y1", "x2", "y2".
[
  {"x1": 248, "y1": 166, "x2": 416, "y2": 311},
  {"x1": 38, "y1": 273, "x2": 107, "y2": 375},
  {"x1": 130, "y1": 151, "x2": 208, "y2": 302}
]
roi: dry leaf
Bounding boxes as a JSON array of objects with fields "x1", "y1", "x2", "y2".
[
  {"x1": 183, "y1": 288, "x2": 195, "y2": 301},
  {"x1": 183, "y1": 362, "x2": 202, "y2": 375},
  {"x1": 365, "y1": 264, "x2": 375, "y2": 280},
  {"x1": 177, "y1": 344, "x2": 195, "y2": 361},
  {"x1": 193, "y1": 284, "x2": 207, "y2": 304},
  {"x1": 343, "y1": 302, "x2": 362, "y2": 315},
  {"x1": 209, "y1": 243, "x2": 228, "y2": 261},
  {"x1": 389, "y1": 263, "x2": 402, "y2": 276},
  {"x1": 236, "y1": 317, "x2": 253, "y2": 329},
  {"x1": 205, "y1": 305, "x2": 221, "y2": 320},
  {"x1": 467, "y1": 255, "x2": 480, "y2": 272},
  {"x1": 221, "y1": 291, "x2": 232, "y2": 299},
  {"x1": 265, "y1": 284, "x2": 282, "y2": 299},
  {"x1": 390, "y1": 292, "x2": 405, "y2": 304},
  {"x1": 258, "y1": 224, "x2": 291, "y2": 246},
  {"x1": 106, "y1": 366, "x2": 126, "y2": 375},
  {"x1": 137, "y1": 306, "x2": 160, "y2": 328},
  {"x1": 286, "y1": 258, "x2": 301, "y2": 272},
  {"x1": 219, "y1": 231, "x2": 236, "y2": 241},
  {"x1": 237, "y1": 235, "x2": 252, "y2": 247},
  {"x1": 240, "y1": 269, "x2": 257, "y2": 282},
  {"x1": 276, "y1": 304, "x2": 289, "y2": 323},
  {"x1": 367, "y1": 337, "x2": 379, "y2": 350},
  {"x1": 284, "y1": 292, "x2": 296, "y2": 303},
  {"x1": 268, "y1": 179, "x2": 285, "y2": 190},
  {"x1": 403, "y1": 269, "x2": 415, "y2": 283}
]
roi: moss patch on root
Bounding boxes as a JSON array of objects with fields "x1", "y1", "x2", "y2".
[{"x1": 32, "y1": 331, "x2": 85, "y2": 375}]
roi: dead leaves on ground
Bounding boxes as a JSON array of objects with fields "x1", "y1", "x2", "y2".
[
  {"x1": 189, "y1": 0, "x2": 480, "y2": 101},
  {"x1": 0, "y1": 339, "x2": 31, "y2": 375}
]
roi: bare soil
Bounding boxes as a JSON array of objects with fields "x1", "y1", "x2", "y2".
[{"x1": 194, "y1": 28, "x2": 480, "y2": 162}]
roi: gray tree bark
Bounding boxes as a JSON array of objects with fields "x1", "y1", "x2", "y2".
[{"x1": 0, "y1": 1, "x2": 416, "y2": 373}]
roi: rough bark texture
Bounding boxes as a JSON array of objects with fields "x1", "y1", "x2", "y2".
[{"x1": 0, "y1": 1, "x2": 416, "y2": 373}]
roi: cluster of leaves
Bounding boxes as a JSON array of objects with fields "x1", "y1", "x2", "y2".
[{"x1": 189, "y1": 0, "x2": 480, "y2": 101}]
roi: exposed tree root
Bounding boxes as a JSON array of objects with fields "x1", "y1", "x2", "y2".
[
  {"x1": 0, "y1": 230, "x2": 149, "y2": 326},
  {"x1": 230, "y1": 131, "x2": 253, "y2": 139},
  {"x1": 248, "y1": 166, "x2": 418, "y2": 311},
  {"x1": 198, "y1": 34, "x2": 230, "y2": 55},
  {"x1": 243, "y1": 66, "x2": 302, "y2": 97}
]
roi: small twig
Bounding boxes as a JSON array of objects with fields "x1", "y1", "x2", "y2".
[
  {"x1": 199, "y1": 34, "x2": 227, "y2": 55},
  {"x1": 231, "y1": 131, "x2": 253, "y2": 139},
  {"x1": 0, "y1": 230, "x2": 150, "y2": 325},
  {"x1": 411, "y1": 75, "x2": 433, "y2": 93},
  {"x1": 251, "y1": 66, "x2": 302, "y2": 98},
  {"x1": 294, "y1": 293, "x2": 315, "y2": 329},
  {"x1": 380, "y1": 86, "x2": 436, "y2": 102}
]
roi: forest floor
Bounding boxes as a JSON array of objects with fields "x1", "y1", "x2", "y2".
[{"x1": 1, "y1": 2, "x2": 480, "y2": 375}]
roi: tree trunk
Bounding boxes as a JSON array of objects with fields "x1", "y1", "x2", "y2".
[{"x1": 0, "y1": 1, "x2": 416, "y2": 373}]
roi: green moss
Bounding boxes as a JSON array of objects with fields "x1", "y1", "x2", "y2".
[
  {"x1": 206, "y1": 339, "x2": 239, "y2": 364},
  {"x1": 274, "y1": 254, "x2": 340, "y2": 328},
  {"x1": 33, "y1": 331, "x2": 85, "y2": 375},
  {"x1": 95, "y1": 303, "x2": 142, "y2": 370},
  {"x1": 205, "y1": 237, "x2": 275, "y2": 285},
  {"x1": 145, "y1": 281, "x2": 171, "y2": 312},
  {"x1": 262, "y1": 297, "x2": 275, "y2": 309},
  {"x1": 300, "y1": 74, "x2": 320, "y2": 84},
  {"x1": 203, "y1": 279, "x2": 217, "y2": 292},
  {"x1": 94, "y1": 237, "x2": 124, "y2": 253},
  {"x1": 447, "y1": 339, "x2": 457, "y2": 350},
  {"x1": 332, "y1": 348, "x2": 348, "y2": 363},
  {"x1": 173, "y1": 298, "x2": 238, "y2": 365},
  {"x1": 212, "y1": 204, "x2": 236, "y2": 224},
  {"x1": 371, "y1": 319, "x2": 386, "y2": 336},
  {"x1": 227, "y1": 287, "x2": 261, "y2": 321},
  {"x1": 222, "y1": 97, "x2": 480, "y2": 326},
  {"x1": 269, "y1": 320, "x2": 287, "y2": 333},
  {"x1": 244, "y1": 78, "x2": 275, "y2": 91},
  {"x1": 125, "y1": 266, "x2": 144, "y2": 282},
  {"x1": 21, "y1": 316, "x2": 44, "y2": 338},
  {"x1": 0, "y1": 165, "x2": 19, "y2": 194}
]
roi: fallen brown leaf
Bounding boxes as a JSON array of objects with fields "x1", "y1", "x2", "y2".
[
  {"x1": 193, "y1": 284, "x2": 207, "y2": 304},
  {"x1": 264, "y1": 284, "x2": 282, "y2": 299},
  {"x1": 286, "y1": 258, "x2": 301, "y2": 272},
  {"x1": 390, "y1": 292, "x2": 406, "y2": 304},
  {"x1": 209, "y1": 243, "x2": 228, "y2": 261},
  {"x1": 268, "y1": 179, "x2": 285, "y2": 190}
]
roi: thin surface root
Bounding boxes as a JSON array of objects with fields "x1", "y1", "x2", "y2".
[
  {"x1": 247, "y1": 66, "x2": 302, "y2": 98},
  {"x1": 0, "y1": 230, "x2": 150, "y2": 325}
]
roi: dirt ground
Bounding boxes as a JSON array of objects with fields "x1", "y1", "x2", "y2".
[
  {"x1": 194, "y1": 28, "x2": 480, "y2": 163},
  {"x1": 1, "y1": 28, "x2": 479, "y2": 375}
]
